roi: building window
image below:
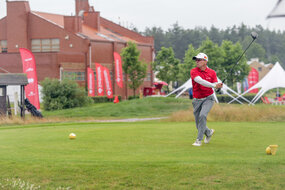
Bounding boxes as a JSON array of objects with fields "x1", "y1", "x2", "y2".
[
  {"x1": 31, "y1": 38, "x2": 60, "y2": 52},
  {"x1": 147, "y1": 73, "x2": 151, "y2": 81},
  {"x1": 62, "y1": 71, "x2": 85, "y2": 81},
  {"x1": 144, "y1": 73, "x2": 151, "y2": 81},
  {"x1": 0, "y1": 40, "x2": 7, "y2": 53},
  {"x1": 258, "y1": 67, "x2": 262, "y2": 72}
]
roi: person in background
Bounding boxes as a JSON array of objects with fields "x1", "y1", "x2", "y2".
[{"x1": 189, "y1": 88, "x2": 193, "y2": 99}]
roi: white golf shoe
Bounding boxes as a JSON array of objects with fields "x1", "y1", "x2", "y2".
[
  {"x1": 192, "y1": 139, "x2": 202, "y2": 146},
  {"x1": 204, "y1": 129, "x2": 215, "y2": 144}
]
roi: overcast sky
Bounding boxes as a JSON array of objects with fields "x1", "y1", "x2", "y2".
[{"x1": 0, "y1": 0, "x2": 284, "y2": 31}]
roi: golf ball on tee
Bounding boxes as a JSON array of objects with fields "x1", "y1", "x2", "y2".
[{"x1": 69, "y1": 133, "x2": 76, "y2": 139}]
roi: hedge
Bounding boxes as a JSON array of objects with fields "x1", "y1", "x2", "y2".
[
  {"x1": 216, "y1": 94, "x2": 262, "y2": 104},
  {"x1": 128, "y1": 95, "x2": 140, "y2": 100},
  {"x1": 91, "y1": 96, "x2": 122, "y2": 103}
]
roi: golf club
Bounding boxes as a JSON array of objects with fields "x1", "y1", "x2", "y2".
[{"x1": 216, "y1": 32, "x2": 258, "y2": 93}]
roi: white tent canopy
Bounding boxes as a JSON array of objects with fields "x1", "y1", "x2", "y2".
[
  {"x1": 166, "y1": 78, "x2": 192, "y2": 98},
  {"x1": 217, "y1": 78, "x2": 250, "y2": 104},
  {"x1": 166, "y1": 77, "x2": 250, "y2": 104},
  {"x1": 267, "y1": 0, "x2": 285, "y2": 18},
  {"x1": 229, "y1": 62, "x2": 285, "y2": 104}
]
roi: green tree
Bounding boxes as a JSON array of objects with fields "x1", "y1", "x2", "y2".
[
  {"x1": 242, "y1": 36, "x2": 266, "y2": 62},
  {"x1": 121, "y1": 41, "x2": 147, "y2": 97},
  {"x1": 178, "y1": 44, "x2": 198, "y2": 82},
  {"x1": 208, "y1": 25, "x2": 223, "y2": 45},
  {"x1": 220, "y1": 40, "x2": 250, "y2": 86},
  {"x1": 198, "y1": 38, "x2": 224, "y2": 73},
  {"x1": 166, "y1": 23, "x2": 190, "y2": 60},
  {"x1": 153, "y1": 47, "x2": 180, "y2": 92},
  {"x1": 144, "y1": 26, "x2": 167, "y2": 53}
]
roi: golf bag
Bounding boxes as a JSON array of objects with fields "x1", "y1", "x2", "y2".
[{"x1": 24, "y1": 98, "x2": 43, "y2": 118}]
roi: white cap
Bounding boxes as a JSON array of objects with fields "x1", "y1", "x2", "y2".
[{"x1": 193, "y1": 53, "x2": 208, "y2": 62}]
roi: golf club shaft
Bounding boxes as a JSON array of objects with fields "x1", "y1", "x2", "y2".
[{"x1": 216, "y1": 37, "x2": 256, "y2": 93}]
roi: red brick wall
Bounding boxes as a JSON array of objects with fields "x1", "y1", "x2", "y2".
[
  {"x1": 29, "y1": 14, "x2": 88, "y2": 53},
  {"x1": 0, "y1": 18, "x2": 7, "y2": 40},
  {"x1": 64, "y1": 16, "x2": 82, "y2": 33},
  {"x1": 0, "y1": 53, "x2": 58, "y2": 82},
  {"x1": 92, "y1": 41, "x2": 113, "y2": 64},
  {"x1": 6, "y1": 1, "x2": 30, "y2": 52},
  {"x1": 83, "y1": 12, "x2": 100, "y2": 31}
]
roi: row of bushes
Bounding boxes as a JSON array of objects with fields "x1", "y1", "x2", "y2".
[
  {"x1": 91, "y1": 96, "x2": 122, "y2": 103},
  {"x1": 91, "y1": 95, "x2": 140, "y2": 102}
]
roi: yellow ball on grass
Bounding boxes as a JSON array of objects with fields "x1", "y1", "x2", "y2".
[
  {"x1": 69, "y1": 133, "x2": 76, "y2": 139},
  {"x1": 266, "y1": 146, "x2": 271, "y2": 155}
]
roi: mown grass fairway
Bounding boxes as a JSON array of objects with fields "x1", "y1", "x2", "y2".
[{"x1": 0, "y1": 121, "x2": 284, "y2": 189}]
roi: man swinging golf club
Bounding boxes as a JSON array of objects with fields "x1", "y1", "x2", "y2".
[{"x1": 191, "y1": 53, "x2": 223, "y2": 146}]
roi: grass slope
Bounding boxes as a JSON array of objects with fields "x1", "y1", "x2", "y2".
[
  {"x1": 42, "y1": 97, "x2": 192, "y2": 119},
  {"x1": 0, "y1": 121, "x2": 284, "y2": 189}
]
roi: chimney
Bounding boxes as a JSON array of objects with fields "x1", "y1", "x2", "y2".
[
  {"x1": 6, "y1": 1, "x2": 30, "y2": 52},
  {"x1": 64, "y1": 16, "x2": 82, "y2": 33},
  {"x1": 83, "y1": 12, "x2": 100, "y2": 31},
  {"x1": 75, "y1": 0, "x2": 90, "y2": 16}
]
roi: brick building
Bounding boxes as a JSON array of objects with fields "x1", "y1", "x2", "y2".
[
  {"x1": 0, "y1": 0, "x2": 154, "y2": 99},
  {"x1": 247, "y1": 58, "x2": 273, "y2": 80}
]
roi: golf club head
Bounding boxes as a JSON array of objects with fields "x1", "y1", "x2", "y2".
[{"x1": 251, "y1": 32, "x2": 258, "y2": 40}]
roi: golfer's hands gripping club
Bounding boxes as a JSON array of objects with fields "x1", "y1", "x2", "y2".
[{"x1": 215, "y1": 83, "x2": 223, "y2": 90}]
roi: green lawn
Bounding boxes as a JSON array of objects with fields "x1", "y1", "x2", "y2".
[
  {"x1": 41, "y1": 97, "x2": 192, "y2": 119},
  {"x1": 0, "y1": 121, "x2": 284, "y2": 189}
]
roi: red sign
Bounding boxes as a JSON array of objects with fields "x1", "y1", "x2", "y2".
[
  {"x1": 19, "y1": 48, "x2": 40, "y2": 109},
  {"x1": 114, "y1": 52, "x2": 123, "y2": 88},
  {"x1": 103, "y1": 67, "x2": 113, "y2": 99},
  {"x1": 95, "y1": 63, "x2": 104, "y2": 96},
  {"x1": 248, "y1": 67, "x2": 259, "y2": 93},
  {"x1": 87, "y1": 67, "x2": 95, "y2": 97}
]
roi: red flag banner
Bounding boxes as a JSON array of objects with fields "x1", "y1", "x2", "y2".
[
  {"x1": 95, "y1": 63, "x2": 104, "y2": 96},
  {"x1": 19, "y1": 48, "x2": 40, "y2": 109},
  {"x1": 248, "y1": 67, "x2": 259, "y2": 93},
  {"x1": 113, "y1": 52, "x2": 123, "y2": 88},
  {"x1": 103, "y1": 67, "x2": 113, "y2": 99},
  {"x1": 87, "y1": 67, "x2": 95, "y2": 97}
]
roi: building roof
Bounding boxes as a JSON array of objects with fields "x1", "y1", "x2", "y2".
[
  {"x1": 0, "y1": 73, "x2": 28, "y2": 85},
  {"x1": 32, "y1": 11, "x2": 144, "y2": 44},
  {"x1": 247, "y1": 58, "x2": 273, "y2": 68}
]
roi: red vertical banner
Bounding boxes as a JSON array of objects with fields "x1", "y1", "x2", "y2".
[
  {"x1": 19, "y1": 48, "x2": 40, "y2": 109},
  {"x1": 248, "y1": 67, "x2": 259, "y2": 93},
  {"x1": 103, "y1": 67, "x2": 113, "y2": 99},
  {"x1": 87, "y1": 67, "x2": 95, "y2": 97},
  {"x1": 113, "y1": 52, "x2": 123, "y2": 88},
  {"x1": 95, "y1": 63, "x2": 104, "y2": 96}
]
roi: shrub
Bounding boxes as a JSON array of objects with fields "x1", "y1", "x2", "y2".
[
  {"x1": 91, "y1": 96, "x2": 122, "y2": 103},
  {"x1": 41, "y1": 78, "x2": 92, "y2": 111},
  {"x1": 128, "y1": 95, "x2": 139, "y2": 100}
]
